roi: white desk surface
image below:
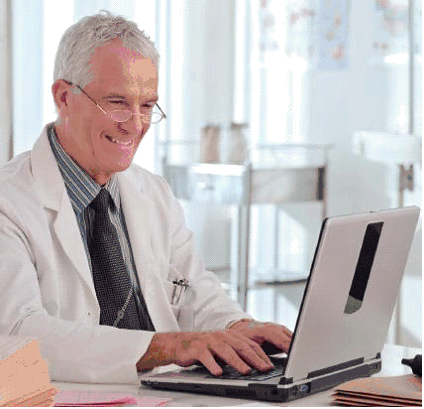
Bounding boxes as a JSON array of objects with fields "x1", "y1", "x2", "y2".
[{"x1": 53, "y1": 344, "x2": 421, "y2": 407}]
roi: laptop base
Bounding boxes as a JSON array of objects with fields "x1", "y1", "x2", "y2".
[{"x1": 142, "y1": 358, "x2": 381, "y2": 403}]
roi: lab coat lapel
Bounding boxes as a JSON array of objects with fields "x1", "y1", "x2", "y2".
[
  {"x1": 53, "y1": 192, "x2": 97, "y2": 298},
  {"x1": 118, "y1": 172, "x2": 179, "y2": 332},
  {"x1": 31, "y1": 125, "x2": 97, "y2": 299}
]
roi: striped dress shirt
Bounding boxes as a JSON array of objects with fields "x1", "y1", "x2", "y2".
[{"x1": 47, "y1": 124, "x2": 146, "y2": 323}]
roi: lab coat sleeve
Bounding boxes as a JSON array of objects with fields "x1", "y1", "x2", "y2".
[{"x1": 0, "y1": 208, "x2": 153, "y2": 384}]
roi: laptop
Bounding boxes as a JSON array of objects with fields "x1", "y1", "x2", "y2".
[{"x1": 140, "y1": 206, "x2": 420, "y2": 402}]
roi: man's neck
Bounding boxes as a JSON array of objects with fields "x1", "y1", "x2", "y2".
[{"x1": 53, "y1": 123, "x2": 112, "y2": 186}]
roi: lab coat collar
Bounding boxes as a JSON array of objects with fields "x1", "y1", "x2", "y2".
[
  {"x1": 31, "y1": 123, "x2": 66, "y2": 212},
  {"x1": 31, "y1": 124, "x2": 97, "y2": 300}
]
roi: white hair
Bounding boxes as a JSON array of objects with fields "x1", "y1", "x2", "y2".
[{"x1": 53, "y1": 11, "x2": 159, "y2": 88}]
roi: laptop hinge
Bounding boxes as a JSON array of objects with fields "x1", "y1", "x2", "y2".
[
  {"x1": 279, "y1": 376, "x2": 294, "y2": 385},
  {"x1": 279, "y1": 353, "x2": 381, "y2": 385},
  {"x1": 307, "y1": 357, "x2": 364, "y2": 379}
]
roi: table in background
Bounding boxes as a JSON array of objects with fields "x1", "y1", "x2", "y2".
[{"x1": 162, "y1": 144, "x2": 331, "y2": 311}]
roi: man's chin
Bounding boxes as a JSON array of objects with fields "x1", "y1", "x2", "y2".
[
  {"x1": 107, "y1": 161, "x2": 133, "y2": 176},
  {"x1": 107, "y1": 150, "x2": 137, "y2": 172},
  {"x1": 89, "y1": 161, "x2": 133, "y2": 185}
]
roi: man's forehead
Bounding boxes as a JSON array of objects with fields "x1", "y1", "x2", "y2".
[
  {"x1": 86, "y1": 39, "x2": 157, "y2": 86},
  {"x1": 93, "y1": 39, "x2": 146, "y2": 61},
  {"x1": 91, "y1": 39, "x2": 154, "y2": 68}
]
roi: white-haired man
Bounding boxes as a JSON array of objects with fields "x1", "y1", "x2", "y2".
[{"x1": 0, "y1": 12, "x2": 291, "y2": 384}]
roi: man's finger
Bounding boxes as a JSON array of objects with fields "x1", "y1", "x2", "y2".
[
  {"x1": 256, "y1": 330, "x2": 292, "y2": 353},
  {"x1": 212, "y1": 333, "x2": 274, "y2": 373},
  {"x1": 260, "y1": 341, "x2": 285, "y2": 355},
  {"x1": 197, "y1": 351, "x2": 224, "y2": 376},
  {"x1": 257, "y1": 322, "x2": 293, "y2": 339},
  {"x1": 231, "y1": 342, "x2": 274, "y2": 371},
  {"x1": 280, "y1": 325, "x2": 293, "y2": 338},
  {"x1": 210, "y1": 342, "x2": 253, "y2": 375},
  {"x1": 227, "y1": 330, "x2": 275, "y2": 367},
  {"x1": 244, "y1": 337, "x2": 274, "y2": 366}
]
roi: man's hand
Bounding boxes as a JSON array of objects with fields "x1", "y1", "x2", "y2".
[
  {"x1": 137, "y1": 330, "x2": 274, "y2": 376},
  {"x1": 228, "y1": 320, "x2": 293, "y2": 355}
]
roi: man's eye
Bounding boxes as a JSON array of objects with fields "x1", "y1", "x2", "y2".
[{"x1": 108, "y1": 100, "x2": 127, "y2": 105}]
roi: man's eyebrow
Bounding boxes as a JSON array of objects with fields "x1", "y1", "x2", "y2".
[
  {"x1": 101, "y1": 93, "x2": 158, "y2": 103},
  {"x1": 101, "y1": 93, "x2": 128, "y2": 100}
]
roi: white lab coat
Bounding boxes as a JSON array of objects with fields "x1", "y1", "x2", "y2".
[{"x1": 0, "y1": 124, "x2": 251, "y2": 384}]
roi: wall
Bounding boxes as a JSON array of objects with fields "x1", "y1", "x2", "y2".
[
  {"x1": 180, "y1": 0, "x2": 422, "y2": 347},
  {"x1": 304, "y1": 0, "x2": 422, "y2": 346},
  {"x1": 0, "y1": 0, "x2": 13, "y2": 165},
  {"x1": 160, "y1": 0, "x2": 237, "y2": 270}
]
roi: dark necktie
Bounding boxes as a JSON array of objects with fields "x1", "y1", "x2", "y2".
[{"x1": 88, "y1": 188, "x2": 154, "y2": 330}]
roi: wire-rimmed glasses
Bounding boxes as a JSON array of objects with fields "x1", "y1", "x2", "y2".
[{"x1": 64, "y1": 80, "x2": 167, "y2": 124}]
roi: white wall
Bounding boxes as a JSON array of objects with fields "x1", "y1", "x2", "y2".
[
  {"x1": 0, "y1": 0, "x2": 13, "y2": 165},
  {"x1": 174, "y1": 0, "x2": 422, "y2": 347},
  {"x1": 288, "y1": 0, "x2": 422, "y2": 346},
  {"x1": 159, "y1": 0, "x2": 236, "y2": 269}
]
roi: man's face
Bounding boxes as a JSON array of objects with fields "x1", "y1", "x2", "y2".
[{"x1": 55, "y1": 39, "x2": 158, "y2": 185}]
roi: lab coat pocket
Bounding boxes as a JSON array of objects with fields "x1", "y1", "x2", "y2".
[{"x1": 164, "y1": 265, "x2": 194, "y2": 331}]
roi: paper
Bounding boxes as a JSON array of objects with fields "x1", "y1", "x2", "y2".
[
  {"x1": 54, "y1": 390, "x2": 170, "y2": 407},
  {"x1": 333, "y1": 374, "x2": 422, "y2": 406},
  {"x1": 0, "y1": 336, "x2": 59, "y2": 406},
  {"x1": 8, "y1": 387, "x2": 58, "y2": 407}
]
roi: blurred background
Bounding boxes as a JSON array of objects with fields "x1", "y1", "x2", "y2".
[{"x1": 0, "y1": 0, "x2": 421, "y2": 347}]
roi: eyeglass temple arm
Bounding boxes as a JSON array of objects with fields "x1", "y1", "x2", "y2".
[
  {"x1": 65, "y1": 80, "x2": 166, "y2": 119},
  {"x1": 65, "y1": 81, "x2": 102, "y2": 108},
  {"x1": 155, "y1": 103, "x2": 167, "y2": 119}
]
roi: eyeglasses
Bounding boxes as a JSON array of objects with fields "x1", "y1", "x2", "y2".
[{"x1": 64, "y1": 80, "x2": 167, "y2": 124}]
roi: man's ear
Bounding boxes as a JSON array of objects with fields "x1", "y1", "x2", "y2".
[{"x1": 52, "y1": 80, "x2": 70, "y2": 112}]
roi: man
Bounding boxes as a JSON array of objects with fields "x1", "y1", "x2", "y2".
[{"x1": 0, "y1": 12, "x2": 291, "y2": 384}]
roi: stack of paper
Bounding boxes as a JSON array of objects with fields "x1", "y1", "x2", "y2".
[
  {"x1": 0, "y1": 335, "x2": 59, "y2": 406},
  {"x1": 54, "y1": 390, "x2": 170, "y2": 407},
  {"x1": 332, "y1": 374, "x2": 422, "y2": 406}
]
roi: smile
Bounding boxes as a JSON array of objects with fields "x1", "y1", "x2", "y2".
[{"x1": 105, "y1": 134, "x2": 133, "y2": 146}]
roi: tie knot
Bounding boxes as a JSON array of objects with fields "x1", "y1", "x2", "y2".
[{"x1": 90, "y1": 188, "x2": 111, "y2": 214}]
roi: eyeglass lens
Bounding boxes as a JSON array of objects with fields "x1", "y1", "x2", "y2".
[{"x1": 107, "y1": 110, "x2": 163, "y2": 124}]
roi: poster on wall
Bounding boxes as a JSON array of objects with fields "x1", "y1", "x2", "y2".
[
  {"x1": 259, "y1": 0, "x2": 319, "y2": 68},
  {"x1": 283, "y1": 1, "x2": 318, "y2": 65},
  {"x1": 370, "y1": 0, "x2": 410, "y2": 65},
  {"x1": 317, "y1": 0, "x2": 349, "y2": 69}
]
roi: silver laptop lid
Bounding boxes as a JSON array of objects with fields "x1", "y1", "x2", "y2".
[{"x1": 283, "y1": 206, "x2": 420, "y2": 382}]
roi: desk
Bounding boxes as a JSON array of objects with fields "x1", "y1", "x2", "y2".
[{"x1": 53, "y1": 344, "x2": 421, "y2": 407}]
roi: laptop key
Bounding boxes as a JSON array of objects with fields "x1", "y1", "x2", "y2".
[{"x1": 206, "y1": 357, "x2": 287, "y2": 381}]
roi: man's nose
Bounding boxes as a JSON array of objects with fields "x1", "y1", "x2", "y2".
[{"x1": 119, "y1": 112, "x2": 145, "y2": 135}]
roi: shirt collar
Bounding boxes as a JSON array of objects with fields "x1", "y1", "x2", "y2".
[{"x1": 48, "y1": 124, "x2": 121, "y2": 214}]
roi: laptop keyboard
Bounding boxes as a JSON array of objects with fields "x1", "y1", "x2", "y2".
[{"x1": 187, "y1": 355, "x2": 287, "y2": 381}]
